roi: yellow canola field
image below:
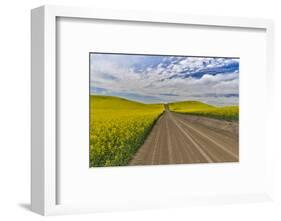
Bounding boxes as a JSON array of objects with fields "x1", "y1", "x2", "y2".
[
  {"x1": 90, "y1": 95, "x2": 164, "y2": 167},
  {"x1": 169, "y1": 101, "x2": 238, "y2": 121}
]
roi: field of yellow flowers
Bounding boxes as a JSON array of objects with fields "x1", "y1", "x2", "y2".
[
  {"x1": 90, "y1": 95, "x2": 164, "y2": 167},
  {"x1": 169, "y1": 101, "x2": 238, "y2": 121}
]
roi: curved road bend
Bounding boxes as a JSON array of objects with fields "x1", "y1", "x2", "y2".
[{"x1": 129, "y1": 107, "x2": 239, "y2": 165}]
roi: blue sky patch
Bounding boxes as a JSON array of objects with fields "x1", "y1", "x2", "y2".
[{"x1": 90, "y1": 53, "x2": 239, "y2": 105}]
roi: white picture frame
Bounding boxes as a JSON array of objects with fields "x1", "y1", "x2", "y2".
[{"x1": 31, "y1": 5, "x2": 274, "y2": 215}]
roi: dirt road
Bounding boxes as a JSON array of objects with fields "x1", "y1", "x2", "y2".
[{"x1": 129, "y1": 108, "x2": 239, "y2": 165}]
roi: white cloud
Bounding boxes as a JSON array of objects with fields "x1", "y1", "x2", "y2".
[{"x1": 90, "y1": 54, "x2": 239, "y2": 105}]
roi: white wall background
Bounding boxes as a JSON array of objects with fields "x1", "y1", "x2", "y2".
[{"x1": 0, "y1": 0, "x2": 280, "y2": 220}]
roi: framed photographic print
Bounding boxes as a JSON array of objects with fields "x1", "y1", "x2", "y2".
[
  {"x1": 89, "y1": 52, "x2": 239, "y2": 167},
  {"x1": 31, "y1": 5, "x2": 274, "y2": 215}
]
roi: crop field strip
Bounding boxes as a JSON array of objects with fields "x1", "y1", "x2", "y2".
[{"x1": 169, "y1": 101, "x2": 238, "y2": 121}]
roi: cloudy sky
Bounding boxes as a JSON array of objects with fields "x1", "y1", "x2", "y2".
[{"x1": 90, "y1": 53, "x2": 239, "y2": 106}]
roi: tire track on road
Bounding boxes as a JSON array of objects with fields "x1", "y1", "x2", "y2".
[
  {"x1": 129, "y1": 109, "x2": 239, "y2": 165},
  {"x1": 174, "y1": 115, "x2": 238, "y2": 160}
]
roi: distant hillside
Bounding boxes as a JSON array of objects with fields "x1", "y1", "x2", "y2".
[
  {"x1": 91, "y1": 95, "x2": 162, "y2": 110},
  {"x1": 169, "y1": 100, "x2": 214, "y2": 111},
  {"x1": 169, "y1": 100, "x2": 238, "y2": 121}
]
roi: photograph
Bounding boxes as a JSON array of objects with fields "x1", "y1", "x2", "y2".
[{"x1": 89, "y1": 53, "x2": 239, "y2": 167}]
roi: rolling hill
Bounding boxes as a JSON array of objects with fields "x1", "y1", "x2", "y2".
[
  {"x1": 90, "y1": 95, "x2": 164, "y2": 167},
  {"x1": 169, "y1": 100, "x2": 238, "y2": 121}
]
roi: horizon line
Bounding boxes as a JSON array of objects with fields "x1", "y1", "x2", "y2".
[{"x1": 90, "y1": 94, "x2": 239, "y2": 107}]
